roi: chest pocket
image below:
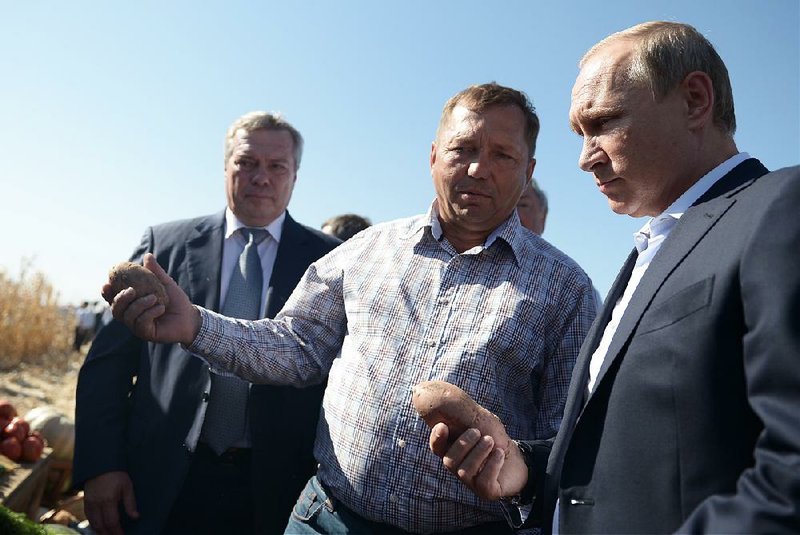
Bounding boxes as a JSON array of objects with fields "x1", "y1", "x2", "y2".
[{"x1": 638, "y1": 276, "x2": 714, "y2": 335}]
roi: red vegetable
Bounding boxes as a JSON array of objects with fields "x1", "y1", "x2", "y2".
[{"x1": 0, "y1": 436, "x2": 22, "y2": 462}]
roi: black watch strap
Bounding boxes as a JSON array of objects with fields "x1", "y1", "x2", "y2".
[{"x1": 499, "y1": 440, "x2": 535, "y2": 506}]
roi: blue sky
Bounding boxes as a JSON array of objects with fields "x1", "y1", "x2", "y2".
[{"x1": 1, "y1": 1, "x2": 798, "y2": 306}]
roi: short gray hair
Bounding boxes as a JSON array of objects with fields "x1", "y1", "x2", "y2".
[
  {"x1": 224, "y1": 111, "x2": 304, "y2": 169},
  {"x1": 582, "y1": 21, "x2": 736, "y2": 134}
]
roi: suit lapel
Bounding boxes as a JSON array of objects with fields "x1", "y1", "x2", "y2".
[
  {"x1": 548, "y1": 248, "x2": 637, "y2": 480},
  {"x1": 266, "y1": 212, "x2": 310, "y2": 319},
  {"x1": 587, "y1": 158, "x2": 768, "y2": 398},
  {"x1": 185, "y1": 210, "x2": 226, "y2": 312}
]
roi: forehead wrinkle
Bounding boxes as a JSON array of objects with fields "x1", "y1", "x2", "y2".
[{"x1": 570, "y1": 54, "x2": 632, "y2": 130}]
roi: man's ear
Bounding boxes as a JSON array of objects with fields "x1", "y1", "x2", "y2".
[
  {"x1": 430, "y1": 141, "x2": 437, "y2": 171},
  {"x1": 682, "y1": 71, "x2": 714, "y2": 130},
  {"x1": 527, "y1": 158, "x2": 536, "y2": 180}
]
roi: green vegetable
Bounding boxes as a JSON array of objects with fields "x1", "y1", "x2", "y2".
[{"x1": 0, "y1": 505, "x2": 47, "y2": 535}]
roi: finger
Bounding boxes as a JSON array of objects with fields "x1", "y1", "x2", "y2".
[
  {"x1": 430, "y1": 422, "x2": 451, "y2": 457},
  {"x1": 99, "y1": 500, "x2": 123, "y2": 535},
  {"x1": 110, "y1": 287, "x2": 138, "y2": 321},
  {"x1": 473, "y1": 447, "x2": 506, "y2": 500},
  {"x1": 84, "y1": 500, "x2": 104, "y2": 533},
  {"x1": 455, "y1": 434, "x2": 495, "y2": 481},
  {"x1": 101, "y1": 283, "x2": 115, "y2": 305},
  {"x1": 442, "y1": 428, "x2": 482, "y2": 474},
  {"x1": 128, "y1": 298, "x2": 166, "y2": 338},
  {"x1": 119, "y1": 291, "x2": 160, "y2": 321}
]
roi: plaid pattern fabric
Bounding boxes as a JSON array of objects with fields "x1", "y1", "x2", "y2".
[{"x1": 190, "y1": 206, "x2": 597, "y2": 533}]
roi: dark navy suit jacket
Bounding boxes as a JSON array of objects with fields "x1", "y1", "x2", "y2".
[
  {"x1": 523, "y1": 160, "x2": 800, "y2": 533},
  {"x1": 73, "y1": 210, "x2": 340, "y2": 534}
]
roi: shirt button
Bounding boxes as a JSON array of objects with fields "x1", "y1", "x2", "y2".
[
  {"x1": 397, "y1": 439, "x2": 406, "y2": 448},
  {"x1": 427, "y1": 340, "x2": 436, "y2": 348},
  {"x1": 202, "y1": 392, "x2": 210, "y2": 402},
  {"x1": 389, "y1": 493, "x2": 398, "y2": 503}
]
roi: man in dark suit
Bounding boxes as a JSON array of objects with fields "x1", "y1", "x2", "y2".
[
  {"x1": 429, "y1": 21, "x2": 800, "y2": 533},
  {"x1": 73, "y1": 111, "x2": 340, "y2": 535}
]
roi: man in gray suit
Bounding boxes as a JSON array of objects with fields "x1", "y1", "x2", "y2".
[
  {"x1": 430, "y1": 21, "x2": 800, "y2": 533},
  {"x1": 73, "y1": 111, "x2": 340, "y2": 535}
]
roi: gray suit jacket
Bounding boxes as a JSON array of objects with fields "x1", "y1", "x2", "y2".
[
  {"x1": 523, "y1": 159, "x2": 800, "y2": 533},
  {"x1": 73, "y1": 210, "x2": 340, "y2": 534}
]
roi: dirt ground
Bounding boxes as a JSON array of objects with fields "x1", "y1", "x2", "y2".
[{"x1": 0, "y1": 349, "x2": 84, "y2": 420}]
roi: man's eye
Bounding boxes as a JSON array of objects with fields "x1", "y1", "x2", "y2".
[
  {"x1": 592, "y1": 116, "x2": 614, "y2": 132},
  {"x1": 237, "y1": 159, "x2": 256, "y2": 170}
]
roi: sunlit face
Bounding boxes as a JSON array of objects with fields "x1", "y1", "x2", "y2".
[
  {"x1": 517, "y1": 185, "x2": 546, "y2": 235},
  {"x1": 225, "y1": 128, "x2": 297, "y2": 227},
  {"x1": 569, "y1": 40, "x2": 691, "y2": 217},
  {"x1": 430, "y1": 104, "x2": 535, "y2": 243}
]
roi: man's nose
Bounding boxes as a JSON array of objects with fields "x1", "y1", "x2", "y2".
[
  {"x1": 578, "y1": 137, "x2": 607, "y2": 172},
  {"x1": 251, "y1": 164, "x2": 271, "y2": 185},
  {"x1": 467, "y1": 150, "x2": 491, "y2": 179}
]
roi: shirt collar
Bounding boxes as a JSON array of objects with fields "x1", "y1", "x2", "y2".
[
  {"x1": 224, "y1": 207, "x2": 285, "y2": 244},
  {"x1": 633, "y1": 152, "x2": 750, "y2": 253},
  {"x1": 412, "y1": 200, "x2": 523, "y2": 265}
]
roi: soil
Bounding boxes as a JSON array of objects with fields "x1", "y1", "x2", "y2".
[{"x1": 0, "y1": 350, "x2": 84, "y2": 420}]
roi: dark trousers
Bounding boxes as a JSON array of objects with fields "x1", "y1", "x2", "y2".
[
  {"x1": 284, "y1": 475, "x2": 513, "y2": 535},
  {"x1": 162, "y1": 442, "x2": 254, "y2": 534}
]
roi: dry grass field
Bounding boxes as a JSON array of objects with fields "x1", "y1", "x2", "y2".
[{"x1": 0, "y1": 263, "x2": 82, "y2": 418}]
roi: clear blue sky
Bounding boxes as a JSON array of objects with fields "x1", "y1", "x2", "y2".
[{"x1": 1, "y1": 1, "x2": 798, "y2": 306}]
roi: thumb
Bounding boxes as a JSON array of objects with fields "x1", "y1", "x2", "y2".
[
  {"x1": 121, "y1": 480, "x2": 140, "y2": 519},
  {"x1": 143, "y1": 253, "x2": 171, "y2": 285}
]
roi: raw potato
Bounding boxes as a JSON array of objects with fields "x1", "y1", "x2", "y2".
[
  {"x1": 108, "y1": 261, "x2": 169, "y2": 307},
  {"x1": 411, "y1": 380, "x2": 513, "y2": 453}
]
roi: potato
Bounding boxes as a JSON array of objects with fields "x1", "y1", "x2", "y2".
[
  {"x1": 108, "y1": 261, "x2": 169, "y2": 307},
  {"x1": 411, "y1": 380, "x2": 514, "y2": 453}
]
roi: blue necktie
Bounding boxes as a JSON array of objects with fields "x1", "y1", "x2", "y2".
[{"x1": 202, "y1": 227, "x2": 269, "y2": 454}]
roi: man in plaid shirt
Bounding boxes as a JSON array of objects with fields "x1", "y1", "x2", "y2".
[{"x1": 108, "y1": 82, "x2": 597, "y2": 534}]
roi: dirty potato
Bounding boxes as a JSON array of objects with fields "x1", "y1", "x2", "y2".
[
  {"x1": 108, "y1": 261, "x2": 169, "y2": 307},
  {"x1": 411, "y1": 380, "x2": 513, "y2": 452}
]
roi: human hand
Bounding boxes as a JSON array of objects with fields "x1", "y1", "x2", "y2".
[
  {"x1": 429, "y1": 422, "x2": 528, "y2": 501},
  {"x1": 83, "y1": 471, "x2": 139, "y2": 535},
  {"x1": 102, "y1": 253, "x2": 201, "y2": 346}
]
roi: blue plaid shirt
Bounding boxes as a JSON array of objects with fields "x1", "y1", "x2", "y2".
[{"x1": 190, "y1": 204, "x2": 597, "y2": 533}]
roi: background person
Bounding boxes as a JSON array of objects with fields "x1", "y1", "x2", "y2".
[
  {"x1": 430, "y1": 21, "x2": 800, "y2": 534},
  {"x1": 515, "y1": 178, "x2": 547, "y2": 235},
  {"x1": 73, "y1": 111, "x2": 340, "y2": 535},
  {"x1": 517, "y1": 179, "x2": 603, "y2": 308},
  {"x1": 72, "y1": 301, "x2": 95, "y2": 351},
  {"x1": 320, "y1": 213, "x2": 372, "y2": 241},
  {"x1": 106, "y1": 82, "x2": 598, "y2": 534}
]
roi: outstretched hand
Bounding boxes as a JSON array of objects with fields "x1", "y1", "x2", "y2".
[
  {"x1": 429, "y1": 422, "x2": 529, "y2": 501},
  {"x1": 102, "y1": 253, "x2": 201, "y2": 346}
]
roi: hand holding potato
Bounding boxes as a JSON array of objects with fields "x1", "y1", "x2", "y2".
[
  {"x1": 103, "y1": 253, "x2": 201, "y2": 346},
  {"x1": 412, "y1": 380, "x2": 529, "y2": 501}
]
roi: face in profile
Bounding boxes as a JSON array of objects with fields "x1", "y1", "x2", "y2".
[
  {"x1": 569, "y1": 40, "x2": 693, "y2": 218},
  {"x1": 225, "y1": 128, "x2": 297, "y2": 227},
  {"x1": 430, "y1": 104, "x2": 535, "y2": 241}
]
